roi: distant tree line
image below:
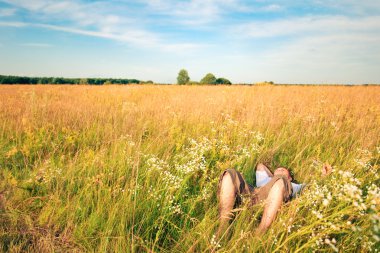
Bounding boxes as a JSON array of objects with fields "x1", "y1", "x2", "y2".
[
  {"x1": 177, "y1": 69, "x2": 232, "y2": 85},
  {"x1": 0, "y1": 75, "x2": 143, "y2": 85}
]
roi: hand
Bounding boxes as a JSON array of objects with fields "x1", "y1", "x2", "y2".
[{"x1": 322, "y1": 163, "x2": 333, "y2": 176}]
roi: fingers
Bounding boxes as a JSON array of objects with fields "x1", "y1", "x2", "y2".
[{"x1": 322, "y1": 163, "x2": 333, "y2": 176}]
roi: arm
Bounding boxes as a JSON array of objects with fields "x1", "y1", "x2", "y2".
[{"x1": 291, "y1": 163, "x2": 332, "y2": 197}]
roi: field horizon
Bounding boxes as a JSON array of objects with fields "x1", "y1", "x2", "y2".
[{"x1": 1, "y1": 75, "x2": 380, "y2": 86}]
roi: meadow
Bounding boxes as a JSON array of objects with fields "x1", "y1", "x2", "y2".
[{"x1": 0, "y1": 85, "x2": 379, "y2": 252}]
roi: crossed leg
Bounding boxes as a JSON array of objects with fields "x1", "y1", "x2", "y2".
[
  {"x1": 217, "y1": 164, "x2": 285, "y2": 236},
  {"x1": 256, "y1": 179, "x2": 285, "y2": 235},
  {"x1": 217, "y1": 172, "x2": 236, "y2": 238},
  {"x1": 256, "y1": 163, "x2": 274, "y2": 177},
  {"x1": 256, "y1": 163, "x2": 285, "y2": 233}
]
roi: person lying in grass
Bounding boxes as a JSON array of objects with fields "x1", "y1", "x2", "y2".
[{"x1": 217, "y1": 163, "x2": 331, "y2": 237}]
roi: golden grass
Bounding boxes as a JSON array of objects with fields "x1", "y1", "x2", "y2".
[{"x1": 0, "y1": 85, "x2": 379, "y2": 252}]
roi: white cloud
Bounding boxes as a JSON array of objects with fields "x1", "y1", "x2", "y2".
[
  {"x1": 0, "y1": 8, "x2": 16, "y2": 16},
  {"x1": 1, "y1": 0, "x2": 47, "y2": 11},
  {"x1": 243, "y1": 32, "x2": 380, "y2": 84},
  {"x1": 159, "y1": 42, "x2": 205, "y2": 52},
  {"x1": 1, "y1": 0, "x2": 131, "y2": 28},
  {"x1": 310, "y1": 0, "x2": 380, "y2": 15},
  {"x1": 227, "y1": 14, "x2": 380, "y2": 83},
  {"x1": 260, "y1": 4, "x2": 282, "y2": 12},
  {"x1": 235, "y1": 15, "x2": 380, "y2": 38},
  {"x1": 0, "y1": 21, "x2": 26, "y2": 27},
  {"x1": 251, "y1": 1, "x2": 380, "y2": 16},
  {"x1": 39, "y1": 23, "x2": 161, "y2": 47},
  {"x1": 262, "y1": 33, "x2": 379, "y2": 64},
  {"x1": 0, "y1": 20, "x2": 205, "y2": 53},
  {"x1": 143, "y1": 0, "x2": 225, "y2": 25},
  {"x1": 0, "y1": 0, "x2": 207, "y2": 53},
  {"x1": 20, "y1": 42, "x2": 53, "y2": 47},
  {"x1": 142, "y1": 0, "x2": 282, "y2": 26}
]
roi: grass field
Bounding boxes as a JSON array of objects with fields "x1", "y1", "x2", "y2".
[{"x1": 0, "y1": 85, "x2": 379, "y2": 252}]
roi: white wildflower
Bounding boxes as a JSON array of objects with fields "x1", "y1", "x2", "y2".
[{"x1": 210, "y1": 234, "x2": 221, "y2": 248}]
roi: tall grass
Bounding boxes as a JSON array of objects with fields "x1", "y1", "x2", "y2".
[{"x1": 0, "y1": 85, "x2": 379, "y2": 252}]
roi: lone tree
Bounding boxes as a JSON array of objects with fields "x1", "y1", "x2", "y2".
[
  {"x1": 200, "y1": 73, "x2": 217, "y2": 84},
  {"x1": 177, "y1": 69, "x2": 190, "y2": 85}
]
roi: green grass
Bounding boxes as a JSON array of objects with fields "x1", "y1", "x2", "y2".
[{"x1": 0, "y1": 85, "x2": 379, "y2": 252}]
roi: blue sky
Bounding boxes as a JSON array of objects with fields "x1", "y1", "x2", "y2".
[{"x1": 0, "y1": 0, "x2": 379, "y2": 84}]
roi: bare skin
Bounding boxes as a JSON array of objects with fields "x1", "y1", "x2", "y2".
[
  {"x1": 217, "y1": 172, "x2": 236, "y2": 237},
  {"x1": 217, "y1": 163, "x2": 292, "y2": 237},
  {"x1": 256, "y1": 164, "x2": 291, "y2": 234},
  {"x1": 217, "y1": 162, "x2": 332, "y2": 239},
  {"x1": 273, "y1": 167, "x2": 292, "y2": 181},
  {"x1": 257, "y1": 163, "x2": 274, "y2": 177},
  {"x1": 255, "y1": 179, "x2": 285, "y2": 235}
]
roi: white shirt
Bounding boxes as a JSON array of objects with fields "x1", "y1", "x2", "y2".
[{"x1": 256, "y1": 170, "x2": 303, "y2": 198}]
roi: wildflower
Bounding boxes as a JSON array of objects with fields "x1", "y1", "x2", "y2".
[
  {"x1": 325, "y1": 238, "x2": 339, "y2": 252},
  {"x1": 210, "y1": 234, "x2": 221, "y2": 249},
  {"x1": 312, "y1": 210, "x2": 323, "y2": 219}
]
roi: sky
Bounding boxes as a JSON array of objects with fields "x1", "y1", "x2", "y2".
[{"x1": 0, "y1": 0, "x2": 379, "y2": 84}]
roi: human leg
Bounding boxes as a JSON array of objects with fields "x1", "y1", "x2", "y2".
[
  {"x1": 217, "y1": 172, "x2": 236, "y2": 237},
  {"x1": 256, "y1": 163, "x2": 273, "y2": 187},
  {"x1": 257, "y1": 163, "x2": 274, "y2": 177},
  {"x1": 256, "y1": 179, "x2": 285, "y2": 235},
  {"x1": 217, "y1": 169, "x2": 253, "y2": 238}
]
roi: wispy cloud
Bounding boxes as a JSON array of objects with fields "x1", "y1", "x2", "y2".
[
  {"x1": 259, "y1": 33, "x2": 380, "y2": 84},
  {"x1": 310, "y1": 0, "x2": 380, "y2": 15},
  {"x1": 142, "y1": 0, "x2": 229, "y2": 25},
  {"x1": 0, "y1": 20, "x2": 205, "y2": 52},
  {"x1": 260, "y1": 4, "x2": 282, "y2": 12},
  {"x1": 235, "y1": 15, "x2": 380, "y2": 38},
  {"x1": 244, "y1": 28, "x2": 380, "y2": 83},
  {"x1": 228, "y1": 13, "x2": 380, "y2": 83},
  {"x1": 40, "y1": 23, "x2": 161, "y2": 47},
  {"x1": 20, "y1": 42, "x2": 53, "y2": 47},
  {"x1": 0, "y1": 7, "x2": 16, "y2": 16},
  {"x1": 1, "y1": 0, "x2": 48, "y2": 11},
  {"x1": 0, "y1": 21, "x2": 25, "y2": 27},
  {"x1": 142, "y1": 0, "x2": 283, "y2": 25},
  {"x1": 0, "y1": 0, "x2": 206, "y2": 52},
  {"x1": 1, "y1": 0, "x2": 136, "y2": 30}
]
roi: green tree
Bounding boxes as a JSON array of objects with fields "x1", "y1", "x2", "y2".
[
  {"x1": 177, "y1": 69, "x2": 190, "y2": 85},
  {"x1": 200, "y1": 73, "x2": 217, "y2": 84},
  {"x1": 215, "y1": 77, "x2": 232, "y2": 85}
]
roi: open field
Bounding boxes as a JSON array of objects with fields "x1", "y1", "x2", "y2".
[{"x1": 0, "y1": 85, "x2": 379, "y2": 252}]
